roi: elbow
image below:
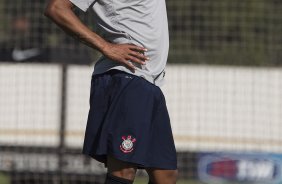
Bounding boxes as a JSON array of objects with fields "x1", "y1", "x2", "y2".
[
  {"x1": 44, "y1": 0, "x2": 73, "y2": 19},
  {"x1": 44, "y1": 2, "x2": 64, "y2": 19},
  {"x1": 44, "y1": 5, "x2": 56, "y2": 18}
]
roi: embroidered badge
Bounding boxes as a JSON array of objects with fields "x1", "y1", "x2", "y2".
[{"x1": 120, "y1": 135, "x2": 136, "y2": 153}]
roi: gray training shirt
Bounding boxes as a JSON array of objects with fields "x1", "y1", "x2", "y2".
[{"x1": 69, "y1": 0, "x2": 169, "y2": 86}]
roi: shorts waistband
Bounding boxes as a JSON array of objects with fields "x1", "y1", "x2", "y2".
[{"x1": 93, "y1": 65, "x2": 166, "y2": 86}]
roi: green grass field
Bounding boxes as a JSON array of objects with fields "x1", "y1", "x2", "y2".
[
  {"x1": 134, "y1": 177, "x2": 203, "y2": 184},
  {"x1": 0, "y1": 174, "x2": 256, "y2": 184},
  {"x1": 0, "y1": 173, "x2": 10, "y2": 184},
  {"x1": 0, "y1": 173, "x2": 202, "y2": 184}
]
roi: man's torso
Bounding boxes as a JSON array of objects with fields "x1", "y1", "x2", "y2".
[{"x1": 70, "y1": 0, "x2": 169, "y2": 85}]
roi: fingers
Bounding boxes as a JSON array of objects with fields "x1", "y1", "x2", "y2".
[
  {"x1": 129, "y1": 51, "x2": 149, "y2": 62},
  {"x1": 128, "y1": 44, "x2": 147, "y2": 52},
  {"x1": 121, "y1": 59, "x2": 136, "y2": 73},
  {"x1": 127, "y1": 55, "x2": 146, "y2": 65},
  {"x1": 104, "y1": 43, "x2": 149, "y2": 72},
  {"x1": 124, "y1": 45, "x2": 149, "y2": 72}
]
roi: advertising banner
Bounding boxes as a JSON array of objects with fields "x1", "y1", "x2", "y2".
[{"x1": 198, "y1": 152, "x2": 282, "y2": 184}]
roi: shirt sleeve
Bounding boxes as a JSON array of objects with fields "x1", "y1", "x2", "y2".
[{"x1": 69, "y1": 0, "x2": 95, "y2": 12}]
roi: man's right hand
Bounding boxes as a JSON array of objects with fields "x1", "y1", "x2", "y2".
[
  {"x1": 45, "y1": 0, "x2": 148, "y2": 71},
  {"x1": 102, "y1": 42, "x2": 149, "y2": 72}
]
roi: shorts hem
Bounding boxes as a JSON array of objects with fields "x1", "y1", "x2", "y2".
[{"x1": 82, "y1": 151, "x2": 177, "y2": 170}]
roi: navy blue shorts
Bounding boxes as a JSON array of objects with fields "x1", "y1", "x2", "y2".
[{"x1": 82, "y1": 70, "x2": 177, "y2": 170}]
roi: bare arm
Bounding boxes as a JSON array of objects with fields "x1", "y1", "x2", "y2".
[{"x1": 44, "y1": 0, "x2": 149, "y2": 71}]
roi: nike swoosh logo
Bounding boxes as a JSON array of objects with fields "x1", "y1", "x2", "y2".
[
  {"x1": 12, "y1": 48, "x2": 41, "y2": 61},
  {"x1": 125, "y1": 75, "x2": 133, "y2": 79}
]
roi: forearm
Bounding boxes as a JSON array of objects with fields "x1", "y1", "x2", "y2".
[
  {"x1": 45, "y1": 0, "x2": 148, "y2": 71},
  {"x1": 44, "y1": 0, "x2": 107, "y2": 53}
]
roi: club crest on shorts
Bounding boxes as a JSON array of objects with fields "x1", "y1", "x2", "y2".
[{"x1": 120, "y1": 135, "x2": 136, "y2": 153}]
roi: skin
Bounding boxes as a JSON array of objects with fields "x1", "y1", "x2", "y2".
[
  {"x1": 44, "y1": 0, "x2": 149, "y2": 72},
  {"x1": 108, "y1": 156, "x2": 178, "y2": 184},
  {"x1": 45, "y1": 0, "x2": 178, "y2": 183}
]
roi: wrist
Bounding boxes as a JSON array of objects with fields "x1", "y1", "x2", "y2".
[{"x1": 100, "y1": 41, "x2": 111, "y2": 54}]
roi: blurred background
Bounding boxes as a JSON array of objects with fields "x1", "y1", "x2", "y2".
[{"x1": 0, "y1": 0, "x2": 282, "y2": 183}]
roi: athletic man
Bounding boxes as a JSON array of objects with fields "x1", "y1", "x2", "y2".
[{"x1": 45, "y1": 0, "x2": 178, "y2": 183}]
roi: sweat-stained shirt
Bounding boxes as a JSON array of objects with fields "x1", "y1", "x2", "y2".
[{"x1": 69, "y1": 0, "x2": 169, "y2": 86}]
